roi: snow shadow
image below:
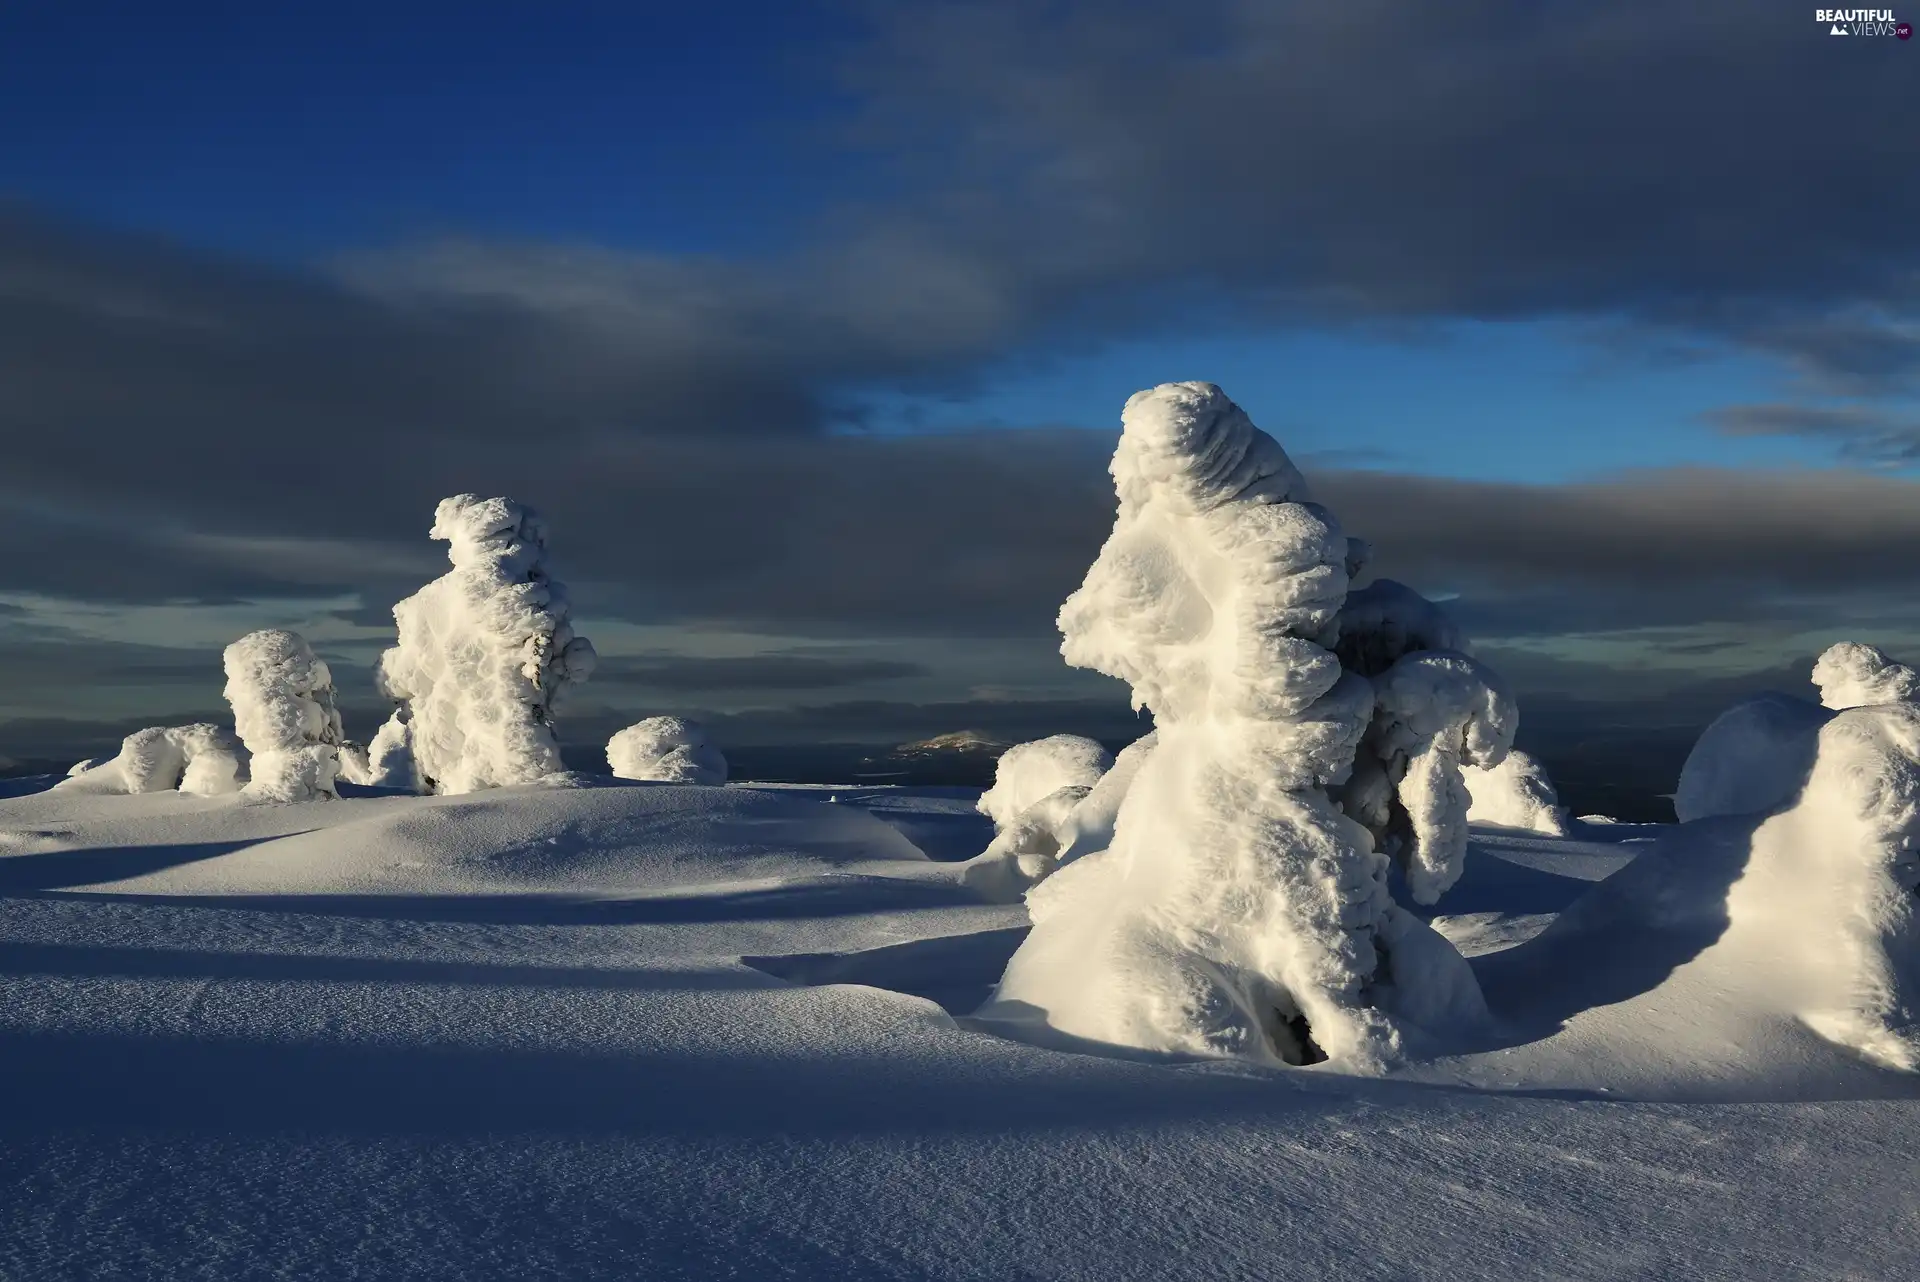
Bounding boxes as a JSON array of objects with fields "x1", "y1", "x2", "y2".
[
  {"x1": 0, "y1": 1021, "x2": 1353, "y2": 1143},
  {"x1": 743, "y1": 925, "x2": 1029, "y2": 1015},
  {"x1": 0, "y1": 940, "x2": 775, "y2": 993},
  {"x1": 1472, "y1": 817, "x2": 1755, "y2": 1040},
  {"x1": 0, "y1": 837, "x2": 288, "y2": 893},
  {"x1": 30, "y1": 874, "x2": 979, "y2": 925}
]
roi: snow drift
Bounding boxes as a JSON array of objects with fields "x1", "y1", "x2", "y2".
[
  {"x1": 979, "y1": 382, "x2": 1488, "y2": 1068},
  {"x1": 373, "y1": 495, "x2": 597, "y2": 795},
  {"x1": 223, "y1": 629, "x2": 346, "y2": 802},
  {"x1": 607, "y1": 717, "x2": 728, "y2": 785},
  {"x1": 1674, "y1": 692, "x2": 1832, "y2": 824},
  {"x1": 1464, "y1": 748, "x2": 1569, "y2": 835}
]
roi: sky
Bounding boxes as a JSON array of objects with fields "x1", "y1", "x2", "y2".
[{"x1": 2, "y1": 1, "x2": 1919, "y2": 768}]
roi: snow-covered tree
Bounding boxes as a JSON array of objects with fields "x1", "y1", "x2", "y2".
[
  {"x1": 960, "y1": 735, "x2": 1114, "y2": 898},
  {"x1": 1812, "y1": 641, "x2": 1920, "y2": 711},
  {"x1": 373, "y1": 495, "x2": 597, "y2": 794},
  {"x1": 607, "y1": 716, "x2": 727, "y2": 784},
  {"x1": 69, "y1": 723, "x2": 244, "y2": 796},
  {"x1": 223, "y1": 629, "x2": 346, "y2": 803},
  {"x1": 1463, "y1": 749, "x2": 1569, "y2": 835},
  {"x1": 978, "y1": 382, "x2": 1487, "y2": 1069}
]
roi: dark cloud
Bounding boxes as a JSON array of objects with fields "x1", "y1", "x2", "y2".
[
  {"x1": 850, "y1": 0, "x2": 1920, "y2": 380},
  {"x1": 590, "y1": 653, "x2": 929, "y2": 692},
  {"x1": 1702, "y1": 402, "x2": 1920, "y2": 467}
]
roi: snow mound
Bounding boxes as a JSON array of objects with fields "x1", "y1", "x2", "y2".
[
  {"x1": 1464, "y1": 748, "x2": 1569, "y2": 835},
  {"x1": 981, "y1": 382, "x2": 1486, "y2": 1069},
  {"x1": 1813, "y1": 641, "x2": 1920, "y2": 711},
  {"x1": 223, "y1": 629, "x2": 345, "y2": 803},
  {"x1": 64, "y1": 724, "x2": 244, "y2": 797},
  {"x1": 607, "y1": 717, "x2": 728, "y2": 785},
  {"x1": 373, "y1": 494, "x2": 597, "y2": 795},
  {"x1": 1674, "y1": 692, "x2": 1832, "y2": 824}
]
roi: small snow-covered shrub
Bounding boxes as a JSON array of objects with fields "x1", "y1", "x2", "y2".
[
  {"x1": 1360, "y1": 651, "x2": 1517, "y2": 905},
  {"x1": 373, "y1": 495, "x2": 597, "y2": 795},
  {"x1": 977, "y1": 735, "x2": 1113, "y2": 829},
  {"x1": 1674, "y1": 692, "x2": 1831, "y2": 824},
  {"x1": 1463, "y1": 749, "x2": 1569, "y2": 836},
  {"x1": 70, "y1": 724, "x2": 244, "y2": 796},
  {"x1": 961, "y1": 735, "x2": 1115, "y2": 896},
  {"x1": 1812, "y1": 642, "x2": 1920, "y2": 711},
  {"x1": 607, "y1": 716, "x2": 727, "y2": 785},
  {"x1": 223, "y1": 629, "x2": 345, "y2": 803},
  {"x1": 979, "y1": 382, "x2": 1487, "y2": 1069},
  {"x1": 1731, "y1": 702, "x2": 1920, "y2": 1068}
]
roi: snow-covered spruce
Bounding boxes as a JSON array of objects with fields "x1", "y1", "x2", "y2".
[
  {"x1": 607, "y1": 716, "x2": 727, "y2": 785},
  {"x1": 373, "y1": 495, "x2": 597, "y2": 795},
  {"x1": 67, "y1": 724, "x2": 244, "y2": 796},
  {"x1": 1463, "y1": 748, "x2": 1569, "y2": 836},
  {"x1": 1812, "y1": 641, "x2": 1920, "y2": 712},
  {"x1": 978, "y1": 382, "x2": 1486, "y2": 1069},
  {"x1": 223, "y1": 629, "x2": 347, "y2": 802},
  {"x1": 1728, "y1": 702, "x2": 1920, "y2": 1069},
  {"x1": 960, "y1": 735, "x2": 1115, "y2": 900}
]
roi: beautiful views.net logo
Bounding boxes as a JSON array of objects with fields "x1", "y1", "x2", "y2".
[{"x1": 1816, "y1": 7, "x2": 1913, "y2": 35}]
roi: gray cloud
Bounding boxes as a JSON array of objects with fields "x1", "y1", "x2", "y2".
[
  {"x1": 1703, "y1": 402, "x2": 1920, "y2": 467},
  {"x1": 848, "y1": 0, "x2": 1920, "y2": 382},
  {"x1": 589, "y1": 653, "x2": 929, "y2": 692}
]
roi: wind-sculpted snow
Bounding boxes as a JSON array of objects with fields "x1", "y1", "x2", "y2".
[
  {"x1": 1734, "y1": 703, "x2": 1920, "y2": 1069},
  {"x1": 977, "y1": 736, "x2": 1112, "y2": 830},
  {"x1": 1674, "y1": 692, "x2": 1832, "y2": 824},
  {"x1": 607, "y1": 716, "x2": 728, "y2": 785},
  {"x1": 1464, "y1": 748, "x2": 1569, "y2": 835},
  {"x1": 223, "y1": 629, "x2": 345, "y2": 803},
  {"x1": 1364, "y1": 651, "x2": 1518, "y2": 905},
  {"x1": 1813, "y1": 641, "x2": 1920, "y2": 711},
  {"x1": 981, "y1": 382, "x2": 1486, "y2": 1068},
  {"x1": 374, "y1": 495, "x2": 597, "y2": 795},
  {"x1": 958, "y1": 735, "x2": 1114, "y2": 897},
  {"x1": 65, "y1": 723, "x2": 244, "y2": 796}
]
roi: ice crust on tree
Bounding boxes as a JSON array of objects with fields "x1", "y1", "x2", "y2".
[
  {"x1": 67, "y1": 724, "x2": 244, "y2": 796},
  {"x1": 1729, "y1": 702, "x2": 1920, "y2": 1068},
  {"x1": 1812, "y1": 642, "x2": 1920, "y2": 711},
  {"x1": 223, "y1": 629, "x2": 346, "y2": 803},
  {"x1": 373, "y1": 495, "x2": 597, "y2": 795},
  {"x1": 1674, "y1": 692, "x2": 1833, "y2": 824},
  {"x1": 1463, "y1": 748, "x2": 1569, "y2": 835},
  {"x1": 607, "y1": 717, "x2": 728, "y2": 785},
  {"x1": 978, "y1": 382, "x2": 1487, "y2": 1069}
]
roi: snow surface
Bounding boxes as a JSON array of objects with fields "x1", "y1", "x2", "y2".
[
  {"x1": 1, "y1": 773, "x2": 1917, "y2": 1280},
  {"x1": 1464, "y1": 748, "x2": 1570, "y2": 835},
  {"x1": 958, "y1": 735, "x2": 1114, "y2": 899},
  {"x1": 607, "y1": 717, "x2": 729, "y2": 786},
  {"x1": 374, "y1": 495, "x2": 597, "y2": 795}
]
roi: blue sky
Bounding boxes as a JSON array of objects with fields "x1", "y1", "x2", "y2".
[{"x1": 2, "y1": 2, "x2": 1917, "y2": 764}]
